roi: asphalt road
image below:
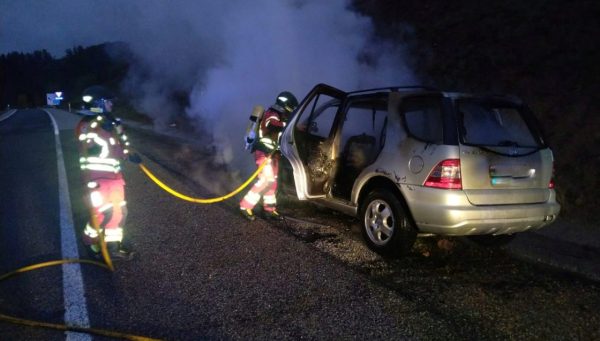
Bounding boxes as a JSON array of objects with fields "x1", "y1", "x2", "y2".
[{"x1": 1, "y1": 108, "x2": 599, "y2": 340}]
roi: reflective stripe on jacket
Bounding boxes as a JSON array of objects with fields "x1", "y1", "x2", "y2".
[
  {"x1": 256, "y1": 108, "x2": 286, "y2": 153},
  {"x1": 77, "y1": 115, "x2": 129, "y2": 181}
]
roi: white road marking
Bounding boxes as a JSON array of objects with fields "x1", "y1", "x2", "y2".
[
  {"x1": 44, "y1": 109, "x2": 92, "y2": 341},
  {"x1": 0, "y1": 109, "x2": 17, "y2": 122}
]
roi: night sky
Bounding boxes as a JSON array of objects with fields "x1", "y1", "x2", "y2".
[{"x1": 2, "y1": 0, "x2": 417, "y2": 171}]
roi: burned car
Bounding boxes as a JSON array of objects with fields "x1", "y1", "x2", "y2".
[{"x1": 280, "y1": 83, "x2": 560, "y2": 256}]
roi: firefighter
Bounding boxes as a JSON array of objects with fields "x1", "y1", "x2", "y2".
[
  {"x1": 240, "y1": 91, "x2": 298, "y2": 221},
  {"x1": 77, "y1": 85, "x2": 141, "y2": 260}
]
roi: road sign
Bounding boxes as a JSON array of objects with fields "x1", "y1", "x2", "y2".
[{"x1": 46, "y1": 91, "x2": 64, "y2": 106}]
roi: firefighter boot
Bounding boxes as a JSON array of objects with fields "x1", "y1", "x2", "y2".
[
  {"x1": 107, "y1": 242, "x2": 135, "y2": 261},
  {"x1": 240, "y1": 208, "x2": 256, "y2": 221},
  {"x1": 264, "y1": 210, "x2": 283, "y2": 221},
  {"x1": 87, "y1": 244, "x2": 102, "y2": 260}
]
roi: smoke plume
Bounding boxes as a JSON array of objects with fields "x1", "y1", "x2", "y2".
[{"x1": 1, "y1": 0, "x2": 417, "y2": 191}]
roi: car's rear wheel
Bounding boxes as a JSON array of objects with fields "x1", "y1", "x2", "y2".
[{"x1": 360, "y1": 189, "x2": 416, "y2": 257}]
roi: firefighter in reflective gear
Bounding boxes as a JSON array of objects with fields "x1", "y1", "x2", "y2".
[
  {"x1": 240, "y1": 91, "x2": 298, "y2": 221},
  {"x1": 77, "y1": 85, "x2": 139, "y2": 260}
]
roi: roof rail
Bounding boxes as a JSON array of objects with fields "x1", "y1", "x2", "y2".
[
  {"x1": 479, "y1": 92, "x2": 522, "y2": 103},
  {"x1": 346, "y1": 85, "x2": 438, "y2": 95}
]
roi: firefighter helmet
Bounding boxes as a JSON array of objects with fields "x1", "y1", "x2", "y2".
[
  {"x1": 82, "y1": 85, "x2": 116, "y2": 113},
  {"x1": 275, "y1": 91, "x2": 298, "y2": 113}
]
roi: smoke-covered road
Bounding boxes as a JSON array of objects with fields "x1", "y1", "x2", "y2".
[{"x1": 1, "y1": 109, "x2": 599, "y2": 340}]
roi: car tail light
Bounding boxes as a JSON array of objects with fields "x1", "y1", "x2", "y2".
[
  {"x1": 549, "y1": 162, "x2": 555, "y2": 189},
  {"x1": 424, "y1": 159, "x2": 462, "y2": 189}
]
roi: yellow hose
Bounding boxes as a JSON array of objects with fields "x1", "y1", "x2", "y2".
[
  {"x1": 138, "y1": 153, "x2": 272, "y2": 204},
  {"x1": 1, "y1": 151, "x2": 271, "y2": 339},
  {"x1": 0, "y1": 219, "x2": 159, "y2": 339},
  {"x1": 0, "y1": 313, "x2": 161, "y2": 340},
  {"x1": 92, "y1": 210, "x2": 114, "y2": 271},
  {"x1": 1, "y1": 208, "x2": 113, "y2": 282},
  {"x1": 0, "y1": 259, "x2": 109, "y2": 282},
  {"x1": 0, "y1": 199, "x2": 127, "y2": 336}
]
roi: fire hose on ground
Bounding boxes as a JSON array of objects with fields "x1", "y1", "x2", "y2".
[
  {"x1": 138, "y1": 151, "x2": 273, "y2": 203},
  {"x1": 0, "y1": 151, "x2": 273, "y2": 340},
  {"x1": 0, "y1": 210, "x2": 158, "y2": 340}
]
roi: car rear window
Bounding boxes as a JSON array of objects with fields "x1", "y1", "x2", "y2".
[{"x1": 457, "y1": 99, "x2": 542, "y2": 148}]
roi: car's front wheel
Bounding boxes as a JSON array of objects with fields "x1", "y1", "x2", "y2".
[{"x1": 360, "y1": 189, "x2": 416, "y2": 257}]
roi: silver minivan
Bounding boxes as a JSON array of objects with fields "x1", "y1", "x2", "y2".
[{"x1": 280, "y1": 83, "x2": 560, "y2": 256}]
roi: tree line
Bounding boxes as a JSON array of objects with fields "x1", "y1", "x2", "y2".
[{"x1": 0, "y1": 43, "x2": 129, "y2": 109}]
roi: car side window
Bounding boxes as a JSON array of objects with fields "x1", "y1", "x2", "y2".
[
  {"x1": 296, "y1": 96, "x2": 339, "y2": 139},
  {"x1": 402, "y1": 96, "x2": 443, "y2": 144},
  {"x1": 339, "y1": 100, "x2": 388, "y2": 169}
]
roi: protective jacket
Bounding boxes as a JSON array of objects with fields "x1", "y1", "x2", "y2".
[
  {"x1": 240, "y1": 105, "x2": 288, "y2": 214},
  {"x1": 255, "y1": 106, "x2": 287, "y2": 154},
  {"x1": 76, "y1": 114, "x2": 130, "y2": 244},
  {"x1": 77, "y1": 115, "x2": 129, "y2": 181}
]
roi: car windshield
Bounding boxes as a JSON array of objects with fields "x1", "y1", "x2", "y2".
[{"x1": 457, "y1": 99, "x2": 542, "y2": 148}]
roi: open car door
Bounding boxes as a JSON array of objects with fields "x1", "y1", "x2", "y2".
[{"x1": 280, "y1": 83, "x2": 346, "y2": 200}]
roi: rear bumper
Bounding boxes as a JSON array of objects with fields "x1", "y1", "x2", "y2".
[{"x1": 406, "y1": 187, "x2": 561, "y2": 236}]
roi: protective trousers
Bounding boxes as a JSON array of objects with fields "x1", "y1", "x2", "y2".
[
  {"x1": 240, "y1": 151, "x2": 279, "y2": 212},
  {"x1": 82, "y1": 177, "x2": 127, "y2": 246}
]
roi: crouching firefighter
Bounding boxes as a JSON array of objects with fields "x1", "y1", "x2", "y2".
[
  {"x1": 240, "y1": 91, "x2": 298, "y2": 221},
  {"x1": 76, "y1": 85, "x2": 141, "y2": 260}
]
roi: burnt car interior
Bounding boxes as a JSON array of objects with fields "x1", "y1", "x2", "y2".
[
  {"x1": 331, "y1": 98, "x2": 388, "y2": 199},
  {"x1": 291, "y1": 91, "x2": 390, "y2": 200},
  {"x1": 293, "y1": 95, "x2": 340, "y2": 195}
]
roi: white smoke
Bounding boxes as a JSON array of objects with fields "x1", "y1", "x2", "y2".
[
  {"x1": 1, "y1": 0, "x2": 417, "y2": 190},
  {"x1": 181, "y1": 0, "x2": 417, "y2": 174}
]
